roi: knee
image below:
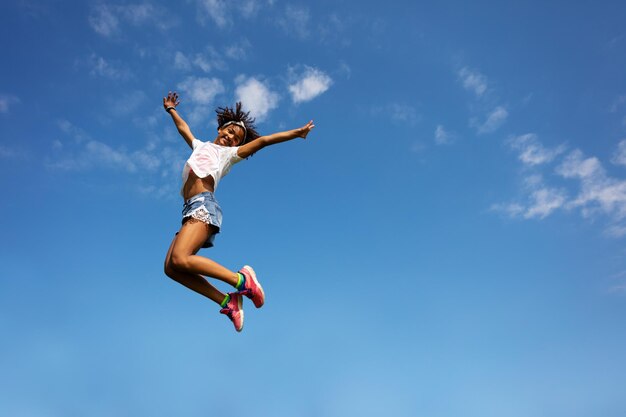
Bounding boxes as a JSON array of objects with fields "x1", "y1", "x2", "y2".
[
  {"x1": 169, "y1": 252, "x2": 190, "y2": 272},
  {"x1": 164, "y1": 255, "x2": 182, "y2": 279},
  {"x1": 164, "y1": 261, "x2": 176, "y2": 279}
]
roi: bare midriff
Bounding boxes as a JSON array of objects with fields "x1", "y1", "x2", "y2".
[{"x1": 183, "y1": 169, "x2": 215, "y2": 200}]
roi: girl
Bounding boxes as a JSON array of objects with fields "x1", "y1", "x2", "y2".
[{"x1": 162, "y1": 91, "x2": 314, "y2": 332}]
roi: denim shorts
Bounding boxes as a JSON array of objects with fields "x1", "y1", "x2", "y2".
[{"x1": 181, "y1": 191, "x2": 223, "y2": 248}]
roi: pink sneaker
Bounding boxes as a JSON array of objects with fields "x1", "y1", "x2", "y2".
[
  {"x1": 220, "y1": 292, "x2": 244, "y2": 332},
  {"x1": 238, "y1": 265, "x2": 265, "y2": 308}
]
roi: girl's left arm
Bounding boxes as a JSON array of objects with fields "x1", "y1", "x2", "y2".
[{"x1": 237, "y1": 120, "x2": 315, "y2": 159}]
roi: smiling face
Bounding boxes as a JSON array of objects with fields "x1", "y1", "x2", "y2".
[{"x1": 214, "y1": 124, "x2": 245, "y2": 147}]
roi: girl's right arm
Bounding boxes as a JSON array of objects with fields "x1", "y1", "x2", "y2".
[{"x1": 163, "y1": 91, "x2": 196, "y2": 149}]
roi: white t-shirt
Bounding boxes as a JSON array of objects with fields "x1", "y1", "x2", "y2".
[{"x1": 181, "y1": 139, "x2": 243, "y2": 195}]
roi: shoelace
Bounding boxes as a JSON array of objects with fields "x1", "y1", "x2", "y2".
[
  {"x1": 238, "y1": 289, "x2": 253, "y2": 298},
  {"x1": 220, "y1": 307, "x2": 235, "y2": 318}
]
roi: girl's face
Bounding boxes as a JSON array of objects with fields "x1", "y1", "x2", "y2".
[{"x1": 215, "y1": 125, "x2": 245, "y2": 147}]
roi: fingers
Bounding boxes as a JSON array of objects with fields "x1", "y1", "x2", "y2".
[{"x1": 163, "y1": 91, "x2": 181, "y2": 107}]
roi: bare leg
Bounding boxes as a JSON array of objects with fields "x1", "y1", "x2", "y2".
[
  {"x1": 165, "y1": 219, "x2": 239, "y2": 289},
  {"x1": 164, "y1": 235, "x2": 225, "y2": 305}
]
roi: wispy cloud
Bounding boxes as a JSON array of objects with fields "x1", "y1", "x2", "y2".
[
  {"x1": 0, "y1": 94, "x2": 20, "y2": 113},
  {"x1": 370, "y1": 103, "x2": 420, "y2": 126},
  {"x1": 491, "y1": 174, "x2": 567, "y2": 219},
  {"x1": 279, "y1": 5, "x2": 310, "y2": 39},
  {"x1": 0, "y1": 145, "x2": 25, "y2": 159},
  {"x1": 458, "y1": 67, "x2": 488, "y2": 97},
  {"x1": 197, "y1": 0, "x2": 229, "y2": 27},
  {"x1": 473, "y1": 106, "x2": 508, "y2": 134},
  {"x1": 494, "y1": 134, "x2": 626, "y2": 237},
  {"x1": 508, "y1": 133, "x2": 566, "y2": 166},
  {"x1": 195, "y1": 0, "x2": 265, "y2": 28},
  {"x1": 177, "y1": 76, "x2": 226, "y2": 125},
  {"x1": 610, "y1": 95, "x2": 626, "y2": 113},
  {"x1": 556, "y1": 150, "x2": 626, "y2": 228},
  {"x1": 50, "y1": 119, "x2": 166, "y2": 175},
  {"x1": 288, "y1": 67, "x2": 332, "y2": 104},
  {"x1": 389, "y1": 103, "x2": 419, "y2": 125},
  {"x1": 234, "y1": 76, "x2": 279, "y2": 121},
  {"x1": 84, "y1": 54, "x2": 132, "y2": 80},
  {"x1": 174, "y1": 48, "x2": 228, "y2": 73},
  {"x1": 88, "y1": 4, "x2": 173, "y2": 37},
  {"x1": 611, "y1": 139, "x2": 626, "y2": 167},
  {"x1": 174, "y1": 52, "x2": 192, "y2": 71},
  {"x1": 435, "y1": 125, "x2": 455, "y2": 145},
  {"x1": 89, "y1": 4, "x2": 119, "y2": 36},
  {"x1": 224, "y1": 39, "x2": 251, "y2": 60}
]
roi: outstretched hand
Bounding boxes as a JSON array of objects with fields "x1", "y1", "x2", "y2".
[
  {"x1": 297, "y1": 120, "x2": 315, "y2": 139},
  {"x1": 163, "y1": 91, "x2": 180, "y2": 111}
]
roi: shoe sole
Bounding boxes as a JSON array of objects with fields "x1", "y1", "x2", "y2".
[
  {"x1": 236, "y1": 295, "x2": 244, "y2": 332},
  {"x1": 242, "y1": 265, "x2": 265, "y2": 308}
]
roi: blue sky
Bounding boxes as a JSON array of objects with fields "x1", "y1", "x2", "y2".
[{"x1": 2, "y1": 0, "x2": 626, "y2": 415}]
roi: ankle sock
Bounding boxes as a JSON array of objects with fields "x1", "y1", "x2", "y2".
[
  {"x1": 235, "y1": 272, "x2": 246, "y2": 290},
  {"x1": 220, "y1": 294, "x2": 231, "y2": 308}
]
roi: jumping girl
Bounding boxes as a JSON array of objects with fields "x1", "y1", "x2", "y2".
[{"x1": 162, "y1": 91, "x2": 314, "y2": 332}]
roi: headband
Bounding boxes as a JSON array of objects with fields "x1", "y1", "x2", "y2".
[{"x1": 221, "y1": 121, "x2": 247, "y2": 141}]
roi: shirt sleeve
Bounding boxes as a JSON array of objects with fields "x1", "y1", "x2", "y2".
[
  {"x1": 230, "y1": 146, "x2": 243, "y2": 164},
  {"x1": 192, "y1": 139, "x2": 203, "y2": 150}
]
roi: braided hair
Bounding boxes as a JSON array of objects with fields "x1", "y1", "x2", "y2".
[{"x1": 215, "y1": 102, "x2": 260, "y2": 145}]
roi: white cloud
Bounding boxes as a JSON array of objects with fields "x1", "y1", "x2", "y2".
[
  {"x1": 288, "y1": 67, "x2": 332, "y2": 104},
  {"x1": 435, "y1": 125, "x2": 455, "y2": 145},
  {"x1": 556, "y1": 150, "x2": 626, "y2": 220},
  {"x1": 176, "y1": 76, "x2": 225, "y2": 126},
  {"x1": 491, "y1": 176, "x2": 567, "y2": 220},
  {"x1": 177, "y1": 76, "x2": 225, "y2": 105},
  {"x1": 611, "y1": 139, "x2": 626, "y2": 167},
  {"x1": 524, "y1": 187, "x2": 567, "y2": 219},
  {"x1": 474, "y1": 106, "x2": 508, "y2": 134},
  {"x1": 0, "y1": 94, "x2": 20, "y2": 113},
  {"x1": 458, "y1": 67, "x2": 487, "y2": 97},
  {"x1": 555, "y1": 150, "x2": 603, "y2": 179},
  {"x1": 235, "y1": 76, "x2": 279, "y2": 121},
  {"x1": 494, "y1": 145, "x2": 626, "y2": 236},
  {"x1": 508, "y1": 133, "x2": 566, "y2": 166}
]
